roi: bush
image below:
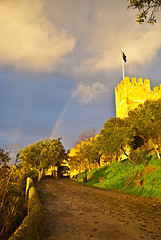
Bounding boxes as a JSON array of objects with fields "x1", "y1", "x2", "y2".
[{"x1": 0, "y1": 166, "x2": 27, "y2": 240}]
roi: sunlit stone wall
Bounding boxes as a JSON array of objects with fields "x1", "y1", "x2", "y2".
[{"x1": 115, "y1": 76, "x2": 161, "y2": 118}]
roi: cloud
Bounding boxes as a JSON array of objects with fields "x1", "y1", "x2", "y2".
[
  {"x1": 72, "y1": 82, "x2": 109, "y2": 103},
  {"x1": 77, "y1": 4, "x2": 161, "y2": 73},
  {"x1": 46, "y1": 0, "x2": 161, "y2": 76},
  {"x1": 1, "y1": 0, "x2": 161, "y2": 76},
  {"x1": 0, "y1": 0, "x2": 76, "y2": 72},
  {"x1": 86, "y1": 26, "x2": 161, "y2": 73}
]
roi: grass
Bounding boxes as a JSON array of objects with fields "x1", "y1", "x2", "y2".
[{"x1": 75, "y1": 155, "x2": 161, "y2": 199}]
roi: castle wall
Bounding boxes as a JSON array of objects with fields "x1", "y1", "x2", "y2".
[{"x1": 115, "y1": 76, "x2": 161, "y2": 118}]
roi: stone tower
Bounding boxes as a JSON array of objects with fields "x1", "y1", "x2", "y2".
[{"x1": 115, "y1": 76, "x2": 161, "y2": 118}]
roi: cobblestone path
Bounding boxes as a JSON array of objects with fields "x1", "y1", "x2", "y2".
[{"x1": 36, "y1": 178, "x2": 161, "y2": 240}]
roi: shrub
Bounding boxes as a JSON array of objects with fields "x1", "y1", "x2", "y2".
[{"x1": 0, "y1": 166, "x2": 27, "y2": 240}]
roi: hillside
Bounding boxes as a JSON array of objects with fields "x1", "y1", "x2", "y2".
[{"x1": 75, "y1": 154, "x2": 161, "y2": 199}]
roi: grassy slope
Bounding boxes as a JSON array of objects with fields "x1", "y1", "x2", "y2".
[{"x1": 76, "y1": 155, "x2": 161, "y2": 199}]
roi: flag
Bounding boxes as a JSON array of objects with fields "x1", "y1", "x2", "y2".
[
  {"x1": 121, "y1": 49, "x2": 126, "y2": 79},
  {"x1": 122, "y1": 51, "x2": 127, "y2": 63}
]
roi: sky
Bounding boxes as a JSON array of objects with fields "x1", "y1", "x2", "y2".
[{"x1": 1, "y1": 0, "x2": 161, "y2": 161}]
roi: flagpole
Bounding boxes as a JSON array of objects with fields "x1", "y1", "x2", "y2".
[
  {"x1": 121, "y1": 49, "x2": 125, "y2": 80},
  {"x1": 122, "y1": 57, "x2": 125, "y2": 80}
]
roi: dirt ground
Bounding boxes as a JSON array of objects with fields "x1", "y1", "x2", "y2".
[{"x1": 35, "y1": 178, "x2": 161, "y2": 240}]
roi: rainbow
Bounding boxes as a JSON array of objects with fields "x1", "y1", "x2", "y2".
[
  {"x1": 10, "y1": 90, "x2": 37, "y2": 155},
  {"x1": 49, "y1": 95, "x2": 73, "y2": 139}
]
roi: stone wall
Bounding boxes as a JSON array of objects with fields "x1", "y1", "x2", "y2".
[
  {"x1": 9, "y1": 178, "x2": 44, "y2": 240},
  {"x1": 115, "y1": 76, "x2": 161, "y2": 118}
]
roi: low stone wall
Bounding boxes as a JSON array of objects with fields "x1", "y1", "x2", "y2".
[{"x1": 9, "y1": 178, "x2": 44, "y2": 240}]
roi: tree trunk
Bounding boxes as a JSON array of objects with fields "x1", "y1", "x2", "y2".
[
  {"x1": 38, "y1": 168, "x2": 43, "y2": 181},
  {"x1": 155, "y1": 147, "x2": 160, "y2": 159},
  {"x1": 152, "y1": 140, "x2": 160, "y2": 159},
  {"x1": 121, "y1": 145, "x2": 136, "y2": 164}
]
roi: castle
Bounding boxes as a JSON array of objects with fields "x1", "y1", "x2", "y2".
[{"x1": 115, "y1": 76, "x2": 161, "y2": 118}]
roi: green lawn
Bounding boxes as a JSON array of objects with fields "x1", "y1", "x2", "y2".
[{"x1": 76, "y1": 155, "x2": 161, "y2": 199}]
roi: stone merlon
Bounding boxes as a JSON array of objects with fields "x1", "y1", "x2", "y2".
[{"x1": 115, "y1": 76, "x2": 161, "y2": 118}]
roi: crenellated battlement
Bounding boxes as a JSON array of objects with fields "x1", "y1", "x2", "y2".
[
  {"x1": 115, "y1": 76, "x2": 150, "y2": 92},
  {"x1": 115, "y1": 76, "x2": 161, "y2": 118}
]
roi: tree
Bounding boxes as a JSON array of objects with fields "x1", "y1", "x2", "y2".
[
  {"x1": 90, "y1": 135, "x2": 103, "y2": 166},
  {"x1": 68, "y1": 135, "x2": 101, "y2": 177},
  {"x1": 47, "y1": 138, "x2": 67, "y2": 167},
  {"x1": 0, "y1": 148, "x2": 10, "y2": 166},
  {"x1": 20, "y1": 138, "x2": 66, "y2": 180},
  {"x1": 79, "y1": 140, "x2": 95, "y2": 170},
  {"x1": 127, "y1": 0, "x2": 161, "y2": 24},
  {"x1": 99, "y1": 117, "x2": 136, "y2": 163},
  {"x1": 74, "y1": 129, "x2": 97, "y2": 146},
  {"x1": 68, "y1": 144, "x2": 85, "y2": 174},
  {"x1": 128, "y1": 99, "x2": 161, "y2": 159}
]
